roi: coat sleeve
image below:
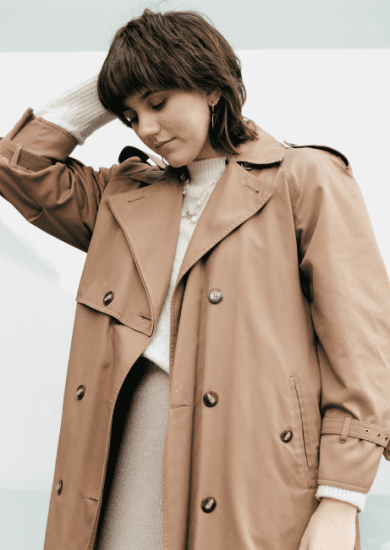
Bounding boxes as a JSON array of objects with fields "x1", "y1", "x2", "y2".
[
  {"x1": 0, "y1": 108, "x2": 118, "y2": 252},
  {"x1": 283, "y1": 146, "x2": 390, "y2": 493}
]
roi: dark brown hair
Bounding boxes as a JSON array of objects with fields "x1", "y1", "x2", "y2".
[{"x1": 97, "y1": 9, "x2": 258, "y2": 156}]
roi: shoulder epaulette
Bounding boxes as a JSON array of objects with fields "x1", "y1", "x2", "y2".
[{"x1": 284, "y1": 141, "x2": 349, "y2": 168}]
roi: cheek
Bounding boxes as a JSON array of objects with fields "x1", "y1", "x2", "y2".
[{"x1": 177, "y1": 105, "x2": 210, "y2": 141}]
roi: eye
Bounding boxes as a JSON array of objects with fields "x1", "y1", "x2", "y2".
[
  {"x1": 151, "y1": 98, "x2": 166, "y2": 111},
  {"x1": 123, "y1": 96, "x2": 167, "y2": 128},
  {"x1": 123, "y1": 111, "x2": 138, "y2": 127}
]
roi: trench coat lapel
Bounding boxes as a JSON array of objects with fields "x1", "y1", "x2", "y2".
[
  {"x1": 107, "y1": 171, "x2": 183, "y2": 326},
  {"x1": 176, "y1": 125, "x2": 285, "y2": 285},
  {"x1": 107, "y1": 125, "x2": 285, "y2": 324}
]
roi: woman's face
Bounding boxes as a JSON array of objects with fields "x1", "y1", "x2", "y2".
[{"x1": 123, "y1": 88, "x2": 224, "y2": 167}]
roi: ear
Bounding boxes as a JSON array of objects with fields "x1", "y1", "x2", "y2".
[{"x1": 207, "y1": 90, "x2": 222, "y2": 106}]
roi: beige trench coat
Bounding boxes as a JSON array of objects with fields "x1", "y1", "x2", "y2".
[{"x1": 1, "y1": 109, "x2": 390, "y2": 550}]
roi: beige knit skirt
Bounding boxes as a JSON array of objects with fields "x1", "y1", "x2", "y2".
[{"x1": 94, "y1": 357, "x2": 170, "y2": 550}]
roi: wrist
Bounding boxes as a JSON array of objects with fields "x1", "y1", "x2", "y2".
[
  {"x1": 318, "y1": 497, "x2": 358, "y2": 516},
  {"x1": 316, "y1": 484, "x2": 366, "y2": 513}
]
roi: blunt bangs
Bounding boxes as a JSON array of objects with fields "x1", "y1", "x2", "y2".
[{"x1": 97, "y1": 9, "x2": 258, "y2": 155}]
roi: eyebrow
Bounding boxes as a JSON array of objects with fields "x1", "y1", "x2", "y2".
[
  {"x1": 124, "y1": 90, "x2": 153, "y2": 112},
  {"x1": 141, "y1": 90, "x2": 152, "y2": 101}
]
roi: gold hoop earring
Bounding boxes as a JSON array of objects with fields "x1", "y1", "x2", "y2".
[{"x1": 211, "y1": 103, "x2": 215, "y2": 129}]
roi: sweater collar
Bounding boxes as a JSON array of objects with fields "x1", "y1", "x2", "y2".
[
  {"x1": 129, "y1": 122, "x2": 285, "y2": 186},
  {"x1": 186, "y1": 157, "x2": 227, "y2": 188}
]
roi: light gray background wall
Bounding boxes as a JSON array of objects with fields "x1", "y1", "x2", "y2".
[
  {"x1": 1, "y1": 2, "x2": 390, "y2": 549},
  {"x1": 0, "y1": 0, "x2": 390, "y2": 50}
]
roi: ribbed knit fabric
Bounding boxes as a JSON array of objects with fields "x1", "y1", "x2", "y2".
[
  {"x1": 94, "y1": 357, "x2": 169, "y2": 550},
  {"x1": 32, "y1": 79, "x2": 365, "y2": 550},
  {"x1": 315, "y1": 484, "x2": 366, "y2": 513},
  {"x1": 34, "y1": 74, "x2": 115, "y2": 144}
]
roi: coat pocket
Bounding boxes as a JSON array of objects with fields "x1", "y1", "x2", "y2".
[{"x1": 289, "y1": 375, "x2": 318, "y2": 489}]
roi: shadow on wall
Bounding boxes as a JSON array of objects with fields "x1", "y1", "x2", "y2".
[
  {"x1": 0, "y1": 220, "x2": 60, "y2": 284},
  {"x1": 0, "y1": 221, "x2": 78, "y2": 496}
]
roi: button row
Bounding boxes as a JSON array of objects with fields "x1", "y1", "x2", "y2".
[
  {"x1": 58, "y1": 285, "x2": 293, "y2": 509},
  {"x1": 201, "y1": 389, "x2": 219, "y2": 511},
  {"x1": 103, "y1": 288, "x2": 223, "y2": 308},
  {"x1": 54, "y1": 430, "x2": 294, "y2": 500},
  {"x1": 57, "y1": 286, "x2": 225, "y2": 503}
]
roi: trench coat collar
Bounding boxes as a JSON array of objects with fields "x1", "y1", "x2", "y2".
[
  {"x1": 130, "y1": 124, "x2": 285, "y2": 184},
  {"x1": 108, "y1": 124, "x2": 284, "y2": 329}
]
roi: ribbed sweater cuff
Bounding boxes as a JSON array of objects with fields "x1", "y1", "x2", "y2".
[
  {"x1": 34, "y1": 74, "x2": 116, "y2": 145},
  {"x1": 315, "y1": 484, "x2": 366, "y2": 513}
]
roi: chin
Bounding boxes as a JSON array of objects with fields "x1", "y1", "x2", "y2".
[
  {"x1": 167, "y1": 159, "x2": 184, "y2": 169},
  {"x1": 177, "y1": 153, "x2": 203, "y2": 168},
  {"x1": 166, "y1": 154, "x2": 192, "y2": 169}
]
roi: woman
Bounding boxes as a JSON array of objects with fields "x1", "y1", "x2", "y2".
[{"x1": 1, "y1": 9, "x2": 390, "y2": 550}]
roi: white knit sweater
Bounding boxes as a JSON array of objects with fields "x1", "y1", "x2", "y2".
[
  {"x1": 34, "y1": 75, "x2": 366, "y2": 514},
  {"x1": 141, "y1": 156, "x2": 225, "y2": 371}
]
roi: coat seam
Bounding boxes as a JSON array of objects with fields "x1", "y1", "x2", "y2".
[
  {"x1": 86, "y1": 409, "x2": 116, "y2": 550},
  {"x1": 76, "y1": 297, "x2": 151, "y2": 335},
  {"x1": 291, "y1": 375, "x2": 317, "y2": 488},
  {"x1": 3, "y1": 143, "x2": 104, "y2": 242},
  {"x1": 289, "y1": 376, "x2": 315, "y2": 489},
  {"x1": 279, "y1": 158, "x2": 297, "y2": 210},
  {"x1": 34, "y1": 114, "x2": 78, "y2": 147}
]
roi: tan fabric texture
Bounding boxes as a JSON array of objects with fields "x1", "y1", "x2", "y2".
[{"x1": 1, "y1": 110, "x2": 390, "y2": 550}]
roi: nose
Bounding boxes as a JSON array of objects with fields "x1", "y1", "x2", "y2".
[{"x1": 137, "y1": 113, "x2": 160, "y2": 143}]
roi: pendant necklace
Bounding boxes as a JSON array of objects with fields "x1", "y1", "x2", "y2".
[{"x1": 181, "y1": 163, "x2": 227, "y2": 224}]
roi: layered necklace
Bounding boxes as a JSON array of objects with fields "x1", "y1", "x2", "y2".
[{"x1": 181, "y1": 159, "x2": 227, "y2": 224}]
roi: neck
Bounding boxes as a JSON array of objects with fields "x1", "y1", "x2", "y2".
[
  {"x1": 194, "y1": 143, "x2": 228, "y2": 161},
  {"x1": 186, "y1": 156, "x2": 227, "y2": 183}
]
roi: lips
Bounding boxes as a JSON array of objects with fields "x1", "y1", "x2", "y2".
[{"x1": 156, "y1": 138, "x2": 174, "y2": 150}]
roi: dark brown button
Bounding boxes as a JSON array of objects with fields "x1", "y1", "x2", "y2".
[
  {"x1": 103, "y1": 291, "x2": 114, "y2": 306},
  {"x1": 56, "y1": 480, "x2": 63, "y2": 495},
  {"x1": 281, "y1": 430, "x2": 293, "y2": 443},
  {"x1": 208, "y1": 289, "x2": 223, "y2": 304},
  {"x1": 203, "y1": 391, "x2": 219, "y2": 407},
  {"x1": 76, "y1": 385, "x2": 86, "y2": 400},
  {"x1": 201, "y1": 497, "x2": 217, "y2": 513}
]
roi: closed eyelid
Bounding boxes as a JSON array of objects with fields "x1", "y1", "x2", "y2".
[
  {"x1": 124, "y1": 110, "x2": 135, "y2": 118},
  {"x1": 150, "y1": 98, "x2": 166, "y2": 108},
  {"x1": 125, "y1": 97, "x2": 165, "y2": 114},
  {"x1": 123, "y1": 93, "x2": 168, "y2": 120}
]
